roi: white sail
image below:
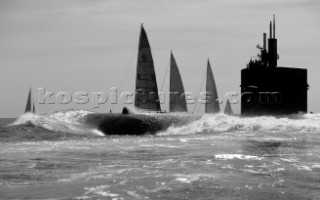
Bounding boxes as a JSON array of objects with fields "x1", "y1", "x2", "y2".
[
  {"x1": 24, "y1": 88, "x2": 32, "y2": 113},
  {"x1": 224, "y1": 99, "x2": 233, "y2": 115},
  {"x1": 32, "y1": 101, "x2": 36, "y2": 114},
  {"x1": 205, "y1": 60, "x2": 220, "y2": 113},
  {"x1": 169, "y1": 52, "x2": 187, "y2": 112},
  {"x1": 25, "y1": 88, "x2": 36, "y2": 114}
]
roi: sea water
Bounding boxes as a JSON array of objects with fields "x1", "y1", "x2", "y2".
[{"x1": 1, "y1": 111, "x2": 320, "y2": 200}]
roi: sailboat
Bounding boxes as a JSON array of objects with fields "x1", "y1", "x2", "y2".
[
  {"x1": 205, "y1": 59, "x2": 220, "y2": 113},
  {"x1": 134, "y1": 24, "x2": 161, "y2": 112},
  {"x1": 82, "y1": 24, "x2": 201, "y2": 135},
  {"x1": 224, "y1": 99, "x2": 233, "y2": 115},
  {"x1": 25, "y1": 88, "x2": 36, "y2": 114},
  {"x1": 134, "y1": 25, "x2": 188, "y2": 113},
  {"x1": 169, "y1": 52, "x2": 188, "y2": 112}
]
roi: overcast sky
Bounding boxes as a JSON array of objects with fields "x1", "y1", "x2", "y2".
[{"x1": 1, "y1": 0, "x2": 319, "y2": 117}]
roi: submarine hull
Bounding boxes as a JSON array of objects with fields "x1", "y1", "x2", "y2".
[{"x1": 84, "y1": 113, "x2": 200, "y2": 135}]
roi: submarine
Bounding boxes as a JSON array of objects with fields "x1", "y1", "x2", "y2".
[{"x1": 241, "y1": 15, "x2": 309, "y2": 115}]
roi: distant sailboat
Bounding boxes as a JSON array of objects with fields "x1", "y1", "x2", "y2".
[
  {"x1": 224, "y1": 99, "x2": 233, "y2": 115},
  {"x1": 135, "y1": 24, "x2": 161, "y2": 112},
  {"x1": 32, "y1": 101, "x2": 36, "y2": 114},
  {"x1": 25, "y1": 88, "x2": 36, "y2": 114},
  {"x1": 169, "y1": 52, "x2": 188, "y2": 112},
  {"x1": 205, "y1": 59, "x2": 220, "y2": 113}
]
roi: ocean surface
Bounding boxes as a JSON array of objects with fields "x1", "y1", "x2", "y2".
[{"x1": 1, "y1": 110, "x2": 320, "y2": 200}]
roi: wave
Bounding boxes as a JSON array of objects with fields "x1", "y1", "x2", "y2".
[
  {"x1": 158, "y1": 113, "x2": 320, "y2": 136},
  {"x1": 8, "y1": 110, "x2": 104, "y2": 137},
  {"x1": 6, "y1": 110, "x2": 320, "y2": 138}
]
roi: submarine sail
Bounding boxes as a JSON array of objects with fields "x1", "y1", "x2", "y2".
[
  {"x1": 134, "y1": 24, "x2": 161, "y2": 111},
  {"x1": 241, "y1": 15, "x2": 308, "y2": 115},
  {"x1": 205, "y1": 60, "x2": 220, "y2": 113},
  {"x1": 169, "y1": 52, "x2": 187, "y2": 112}
]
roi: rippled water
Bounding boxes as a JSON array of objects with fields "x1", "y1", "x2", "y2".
[{"x1": 1, "y1": 112, "x2": 320, "y2": 199}]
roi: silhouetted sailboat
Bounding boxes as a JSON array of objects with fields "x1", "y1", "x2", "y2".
[
  {"x1": 224, "y1": 99, "x2": 233, "y2": 115},
  {"x1": 135, "y1": 24, "x2": 161, "y2": 112},
  {"x1": 32, "y1": 101, "x2": 36, "y2": 114},
  {"x1": 205, "y1": 60, "x2": 220, "y2": 113},
  {"x1": 169, "y1": 52, "x2": 188, "y2": 112},
  {"x1": 25, "y1": 88, "x2": 36, "y2": 114}
]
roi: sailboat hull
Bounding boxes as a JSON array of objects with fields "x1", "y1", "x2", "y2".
[{"x1": 84, "y1": 113, "x2": 200, "y2": 135}]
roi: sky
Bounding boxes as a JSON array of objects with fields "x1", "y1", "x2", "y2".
[{"x1": 0, "y1": 0, "x2": 320, "y2": 117}]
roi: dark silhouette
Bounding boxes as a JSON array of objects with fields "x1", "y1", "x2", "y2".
[{"x1": 241, "y1": 15, "x2": 308, "y2": 115}]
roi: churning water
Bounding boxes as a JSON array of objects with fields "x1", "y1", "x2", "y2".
[{"x1": 1, "y1": 111, "x2": 320, "y2": 199}]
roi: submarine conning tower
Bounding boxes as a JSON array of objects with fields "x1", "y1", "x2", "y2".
[{"x1": 241, "y1": 15, "x2": 309, "y2": 115}]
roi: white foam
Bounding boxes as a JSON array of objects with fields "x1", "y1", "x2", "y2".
[
  {"x1": 296, "y1": 165, "x2": 312, "y2": 171},
  {"x1": 9, "y1": 110, "x2": 105, "y2": 137},
  {"x1": 127, "y1": 191, "x2": 143, "y2": 199},
  {"x1": 83, "y1": 185, "x2": 122, "y2": 198},
  {"x1": 215, "y1": 154, "x2": 263, "y2": 160},
  {"x1": 90, "y1": 129, "x2": 105, "y2": 136},
  {"x1": 9, "y1": 113, "x2": 39, "y2": 126},
  {"x1": 174, "y1": 173, "x2": 216, "y2": 184},
  {"x1": 175, "y1": 177, "x2": 192, "y2": 184},
  {"x1": 159, "y1": 113, "x2": 320, "y2": 136},
  {"x1": 312, "y1": 164, "x2": 320, "y2": 168}
]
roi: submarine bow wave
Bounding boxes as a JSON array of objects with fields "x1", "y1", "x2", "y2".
[
  {"x1": 10, "y1": 110, "x2": 104, "y2": 136},
  {"x1": 7, "y1": 110, "x2": 320, "y2": 137}
]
